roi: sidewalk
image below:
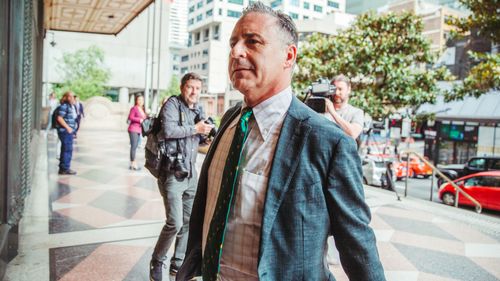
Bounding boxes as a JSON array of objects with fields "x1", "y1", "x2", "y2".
[{"x1": 5, "y1": 128, "x2": 500, "y2": 281}]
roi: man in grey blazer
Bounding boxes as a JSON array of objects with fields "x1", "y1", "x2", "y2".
[{"x1": 177, "y1": 2, "x2": 385, "y2": 281}]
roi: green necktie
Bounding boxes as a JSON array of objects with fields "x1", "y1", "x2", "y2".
[{"x1": 202, "y1": 108, "x2": 253, "y2": 281}]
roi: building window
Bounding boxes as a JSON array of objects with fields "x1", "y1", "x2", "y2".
[
  {"x1": 195, "y1": 32, "x2": 201, "y2": 44},
  {"x1": 206, "y1": 9, "x2": 213, "y2": 17},
  {"x1": 327, "y1": 1, "x2": 339, "y2": 8},
  {"x1": 197, "y1": 1, "x2": 203, "y2": 8},
  {"x1": 173, "y1": 65, "x2": 179, "y2": 71},
  {"x1": 204, "y1": 28, "x2": 210, "y2": 41},
  {"x1": 197, "y1": 14, "x2": 203, "y2": 22},
  {"x1": 219, "y1": 8, "x2": 223, "y2": 15},
  {"x1": 181, "y1": 67, "x2": 188, "y2": 73},
  {"x1": 314, "y1": 4, "x2": 323, "y2": 12},
  {"x1": 303, "y1": 15, "x2": 309, "y2": 19},
  {"x1": 289, "y1": 0, "x2": 299, "y2": 6},
  {"x1": 213, "y1": 25, "x2": 220, "y2": 40},
  {"x1": 188, "y1": 18, "x2": 194, "y2": 25},
  {"x1": 202, "y1": 63, "x2": 208, "y2": 70},
  {"x1": 203, "y1": 49, "x2": 209, "y2": 56},
  {"x1": 228, "y1": 0, "x2": 244, "y2": 4},
  {"x1": 303, "y1": 1, "x2": 310, "y2": 9},
  {"x1": 227, "y1": 10, "x2": 241, "y2": 18},
  {"x1": 189, "y1": 5, "x2": 195, "y2": 13},
  {"x1": 271, "y1": 0, "x2": 282, "y2": 8},
  {"x1": 289, "y1": 12, "x2": 299, "y2": 19},
  {"x1": 206, "y1": 0, "x2": 213, "y2": 3},
  {"x1": 181, "y1": 55, "x2": 189, "y2": 62}
]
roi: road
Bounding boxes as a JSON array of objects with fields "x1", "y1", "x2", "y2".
[{"x1": 366, "y1": 176, "x2": 500, "y2": 220}]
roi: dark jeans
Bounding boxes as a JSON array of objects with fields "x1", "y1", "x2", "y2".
[
  {"x1": 58, "y1": 130, "x2": 74, "y2": 171},
  {"x1": 129, "y1": 131, "x2": 140, "y2": 161},
  {"x1": 152, "y1": 172, "x2": 197, "y2": 268}
]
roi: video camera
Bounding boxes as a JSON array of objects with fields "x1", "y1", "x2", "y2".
[{"x1": 304, "y1": 78, "x2": 336, "y2": 113}]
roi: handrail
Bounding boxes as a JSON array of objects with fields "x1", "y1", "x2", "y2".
[{"x1": 400, "y1": 150, "x2": 482, "y2": 214}]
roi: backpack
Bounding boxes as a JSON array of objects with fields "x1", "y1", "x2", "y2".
[
  {"x1": 51, "y1": 106, "x2": 61, "y2": 129},
  {"x1": 144, "y1": 99, "x2": 172, "y2": 178}
]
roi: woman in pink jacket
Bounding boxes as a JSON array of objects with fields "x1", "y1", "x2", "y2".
[{"x1": 127, "y1": 95, "x2": 147, "y2": 170}]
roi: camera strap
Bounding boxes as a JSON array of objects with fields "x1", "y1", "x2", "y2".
[{"x1": 176, "y1": 96, "x2": 183, "y2": 156}]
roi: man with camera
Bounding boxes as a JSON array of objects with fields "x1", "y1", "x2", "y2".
[
  {"x1": 149, "y1": 72, "x2": 214, "y2": 281},
  {"x1": 324, "y1": 74, "x2": 364, "y2": 139}
]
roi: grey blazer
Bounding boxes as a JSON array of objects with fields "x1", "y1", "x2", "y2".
[{"x1": 177, "y1": 96, "x2": 386, "y2": 281}]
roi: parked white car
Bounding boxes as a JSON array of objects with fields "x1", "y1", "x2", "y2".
[{"x1": 362, "y1": 156, "x2": 395, "y2": 187}]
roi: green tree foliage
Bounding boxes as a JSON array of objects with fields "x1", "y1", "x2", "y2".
[
  {"x1": 445, "y1": 0, "x2": 500, "y2": 101},
  {"x1": 55, "y1": 45, "x2": 110, "y2": 100},
  {"x1": 294, "y1": 12, "x2": 451, "y2": 119},
  {"x1": 159, "y1": 75, "x2": 180, "y2": 103}
]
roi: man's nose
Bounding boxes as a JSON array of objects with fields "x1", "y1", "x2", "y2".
[{"x1": 230, "y1": 41, "x2": 246, "y2": 58}]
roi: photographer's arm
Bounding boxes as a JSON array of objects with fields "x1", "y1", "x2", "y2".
[
  {"x1": 162, "y1": 99, "x2": 213, "y2": 139},
  {"x1": 325, "y1": 99, "x2": 363, "y2": 139}
]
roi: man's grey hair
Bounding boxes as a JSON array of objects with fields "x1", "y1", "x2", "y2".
[
  {"x1": 241, "y1": 1, "x2": 298, "y2": 47},
  {"x1": 331, "y1": 74, "x2": 351, "y2": 88}
]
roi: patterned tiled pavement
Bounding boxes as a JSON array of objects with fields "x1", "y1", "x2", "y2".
[{"x1": 5, "y1": 128, "x2": 500, "y2": 281}]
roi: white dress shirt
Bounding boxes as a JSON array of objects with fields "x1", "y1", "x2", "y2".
[{"x1": 203, "y1": 87, "x2": 293, "y2": 280}]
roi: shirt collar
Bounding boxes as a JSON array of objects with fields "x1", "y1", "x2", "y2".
[{"x1": 233, "y1": 86, "x2": 293, "y2": 140}]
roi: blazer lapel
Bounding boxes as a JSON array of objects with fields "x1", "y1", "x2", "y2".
[{"x1": 260, "y1": 98, "x2": 311, "y2": 248}]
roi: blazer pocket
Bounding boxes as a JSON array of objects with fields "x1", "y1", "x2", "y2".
[{"x1": 285, "y1": 180, "x2": 323, "y2": 203}]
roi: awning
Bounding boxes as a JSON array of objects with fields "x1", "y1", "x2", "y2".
[
  {"x1": 44, "y1": 0, "x2": 153, "y2": 35},
  {"x1": 417, "y1": 83, "x2": 500, "y2": 123}
]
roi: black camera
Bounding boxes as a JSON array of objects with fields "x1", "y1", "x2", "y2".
[
  {"x1": 160, "y1": 140, "x2": 190, "y2": 180},
  {"x1": 304, "y1": 78, "x2": 336, "y2": 113},
  {"x1": 170, "y1": 154, "x2": 189, "y2": 180},
  {"x1": 195, "y1": 116, "x2": 218, "y2": 138}
]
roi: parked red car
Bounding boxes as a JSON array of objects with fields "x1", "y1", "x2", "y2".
[
  {"x1": 395, "y1": 155, "x2": 433, "y2": 180},
  {"x1": 438, "y1": 171, "x2": 500, "y2": 211}
]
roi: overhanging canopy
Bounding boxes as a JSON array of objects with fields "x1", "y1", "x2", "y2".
[{"x1": 44, "y1": 0, "x2": 153, "y2": 35}]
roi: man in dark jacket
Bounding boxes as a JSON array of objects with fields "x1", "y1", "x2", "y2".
[{"x1": 149, "y1": 72, "x2": 214, "y2": 281}]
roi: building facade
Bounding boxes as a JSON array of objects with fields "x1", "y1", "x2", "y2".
[{"x1": 418, "y1": 89, "x2": 500, "y2": 165}]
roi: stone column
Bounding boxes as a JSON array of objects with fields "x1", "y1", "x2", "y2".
[{"x1": 119, "y1": 87, "x2": 129, "y2": 105}]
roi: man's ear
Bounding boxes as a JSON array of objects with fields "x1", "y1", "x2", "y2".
[{"x1": 284, "y1": 44, "x2": 297, "y2": 69}]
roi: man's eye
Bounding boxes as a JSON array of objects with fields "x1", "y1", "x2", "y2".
[{"x1": 247, "y1": 39, "x2": 258, "y2": 44}]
